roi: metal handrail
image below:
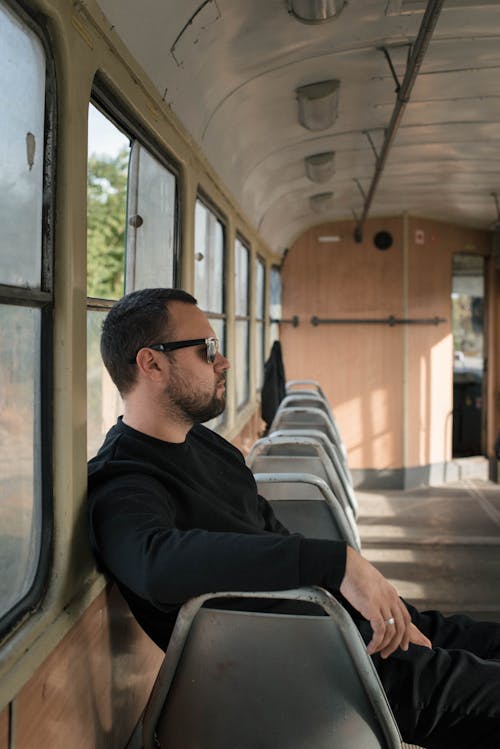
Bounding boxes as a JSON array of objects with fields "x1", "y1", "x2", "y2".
[{"x1": 311, "y1": 315, "x2": 446, "y2": 327}]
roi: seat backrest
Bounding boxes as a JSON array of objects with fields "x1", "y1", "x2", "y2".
[
  {"x1": 251, "y1": 455, "x2": 359, "y2": 545},
  {"x1": 252, "y1": 454, "x2": 328, "y2": 481},
  {"x1": 269, "y1": 409, "x2": 349, "y2": 472},
  {"x1": 248, "y1": 433, "x2": 357, "y2": 515},
  {"x1": 278, "y1": 395, "x2": 347, "y2": 449},
  {"x1": 153, "y1": 606, "x2": 399, "y2": 749},
  {"x1": 254, "y1": 473, "x2": 360, "y2": 550},
  {"x1": 272, "y1": 499, "x2": 345, "y2": 540},
  {"x1": 249, "y1": 451, "x2": 345, "y2": 507},
  {"x1": 280, "y1": 394, "x2": 333, "y2": 419},
  {"x1": 286, "y1": 379, "x2": 328, "y2": 401},
  {"x1": 271, "y1": 406, "x2": 341, "y2": 444}
]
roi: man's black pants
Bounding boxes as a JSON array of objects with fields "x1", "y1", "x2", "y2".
[{"x1": 363, "y1": 602, "x2": 500, "y2": 748}]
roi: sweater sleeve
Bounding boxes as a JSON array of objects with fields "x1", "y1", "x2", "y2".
[{"x1": 88, "y1": 474, "x2": 347, "y2": 609}]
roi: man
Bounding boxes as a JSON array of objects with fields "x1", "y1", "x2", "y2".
[{"x1": 88, "y1": 287, "x2": 500, "y2": 748}]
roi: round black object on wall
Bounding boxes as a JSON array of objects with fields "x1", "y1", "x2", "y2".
[{"x1": 373, "y1": 230, "x2": 393, "y2": 250}]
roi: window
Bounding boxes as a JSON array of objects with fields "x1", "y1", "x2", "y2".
[
  {"x1": 270, "y1": 265, "x2": 282, "y2": 344},
  {"x1": 87, "y1": 97, "x2": 179, "y2": 458},
  {"x1": 87, "y1": 104, "x2": 129, "y2": 301},
  {"x1": 194, "y1": 197, "x2": 226, "y2": 425},
  {"x1": 255, "y1": 257, "x2": 266, "y2": 390},
  {"x1": 0, "y1": 0, "x2": 53, "y2": 633},
  {"x1": 0, "y1": 4, "x2": 45, "y2": 288},
  {"x1": 126, "y1": 142, "x2": 177, "y2": 290},
  {"x1": 234, "y1": 237, "x2": 250, "y2": 408}
]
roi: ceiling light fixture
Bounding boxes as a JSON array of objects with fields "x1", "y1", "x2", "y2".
[
  {"x1": 309, "y1": 192, "x2": 334, "y2": 214},
  {"x1": 305, "y1": 151, "x2": 335, "y2": 182},
  {"x1": 289, "y1": 0, "x2": 345, "y2": 23},
  {"x1": 296, "y1": 80, "x2": 340, "y2": 131}
]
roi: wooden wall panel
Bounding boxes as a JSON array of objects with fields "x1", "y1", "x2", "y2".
[
  {"x1": 281, "y1": 217, "x2": 404, "y2": 470},
  {"x1": 0, "y1": 706, "x2": 8, "y2": 749},
  {"x1": 282, "y1": 216, "x2": 492, "y2": 472},
  {"x1": 15, "y1": 585, "x2": 163, "y2": 749}
]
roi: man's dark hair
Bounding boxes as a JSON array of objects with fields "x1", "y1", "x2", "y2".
[{"x1": 101, "y1": 288, "x2": 197, "y2": 395}]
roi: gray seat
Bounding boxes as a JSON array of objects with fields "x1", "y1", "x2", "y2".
[
  {"x1": 269, "y1": 404, "x2": 347, "y2": 461},
  {"x1": 249, "y1": 453, "x2": 359, "y2": 546},
  {"x1": 280, "y1": 390, "x2": 340, "y2": 437},
  {"x1": 254, "y1": 472, "x2": 359, "y2": 550},
  {"x1": 286, "y1": 379, "x2": 328, "y2": 401},
  {"x1": 280, "y1": 393, "x2": 334, "y2": 421},
  {"x1": 277, "y1": 397, "x2": 348, "y2": 474},
  {"x1": 248, "y1": 433, "x2": 358, "y2": 518},
  {"x1": 271, "y1": 426, "x2": 355, "y2": 493},
  {"x1": 280, "y1": 394, "x2": 347, "y2": 456},
  {"x1": 142, "y1": 587, "x2": 402, "y2": 749},
  {"x1": 270, "y1": 407, "x2": 352, "y2": 483}
]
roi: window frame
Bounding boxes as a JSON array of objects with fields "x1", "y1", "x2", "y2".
[
  {"x1": 0, "y1": 0, "x2": 56, "y2": 638},
  {"x1": 234, "y1": 234, "x2": 251, "y2": 409},
  {"x1": 269, "y1": 263, "x2": 282, "y2": 344},
  {"x1": 255, "y1": 254, "x2": 266, "y2": 392},
  {"x1": 194, "y1": 190, "x2": 227, "y2": 330},
  {"x1": 193, "y1": 191, "x2": 227, "y2": 428}
]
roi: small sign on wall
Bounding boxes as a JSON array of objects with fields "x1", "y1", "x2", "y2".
[{"x1": 415, "y1": 229, "x2": 425, "y2": 245}]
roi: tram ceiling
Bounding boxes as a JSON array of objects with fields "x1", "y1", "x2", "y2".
[{"x1": 94, "y1": 0, "x2": 500, "y2": 252}]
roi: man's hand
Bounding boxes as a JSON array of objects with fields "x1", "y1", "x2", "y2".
[
  {"x1": 339, "y1": 546, "x2": 431, "y2": 658},
  {"x1": 408, "y1": 622, "x2": 432, "y2": 650}
]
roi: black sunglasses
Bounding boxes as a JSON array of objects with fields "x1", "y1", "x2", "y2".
[{"x1": 130, "y1": 337, "x2": 220, "y2": 364}]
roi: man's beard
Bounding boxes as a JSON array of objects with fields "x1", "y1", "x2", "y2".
[{"x1": 165, "y1": 367, "x2": 226, "y2": 424}]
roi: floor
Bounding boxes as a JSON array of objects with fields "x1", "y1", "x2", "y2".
[{"x1": 357, "y1": 477, "x2": 500, "y2": 621}]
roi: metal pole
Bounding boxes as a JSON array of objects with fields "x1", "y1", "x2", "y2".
[{"x1": 354, "y1": 0, "x2": 445, "y2": 242}]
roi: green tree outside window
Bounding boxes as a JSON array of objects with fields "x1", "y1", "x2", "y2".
[{"x1": 87, "y1": 149, "x2": 128, "y2": 299}]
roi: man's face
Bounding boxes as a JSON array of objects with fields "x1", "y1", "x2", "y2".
[{"x1": 162, "y1": 302, "x2": 230, "y2": 424}]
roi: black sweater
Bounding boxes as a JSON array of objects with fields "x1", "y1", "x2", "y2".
[{"x1": 87, "y1": 418, "x2": 347, "y2": 649}]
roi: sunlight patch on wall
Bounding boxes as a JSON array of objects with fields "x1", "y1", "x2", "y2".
[
  {"x1": 417, "y1": 333, "x2": 453, "y2": 466},
  {"x1": 430, "y1": 334, "x2": 453, "y2": 464},
  {"x1": 419, "y1": 353, "x2": 428, "y2": 465},
  {"x1": 335, "y1": 396, "x2": 362, "y2": 464},
  {"x1": 370, "y1": 387, "x2": 389, "y2": 433}
]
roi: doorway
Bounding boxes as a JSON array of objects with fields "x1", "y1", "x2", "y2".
[{"x1": 451, "y1": 254, "x2": 485, "y2": 457}]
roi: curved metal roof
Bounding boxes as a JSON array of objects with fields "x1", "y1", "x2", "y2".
[{"x1": 95, "y1": 0, "x2": 500, "y2": 252}]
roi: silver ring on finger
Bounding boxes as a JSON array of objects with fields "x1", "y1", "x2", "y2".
[{"x1": 385, "y1": 617, "x2": 395, "y2": 625}]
